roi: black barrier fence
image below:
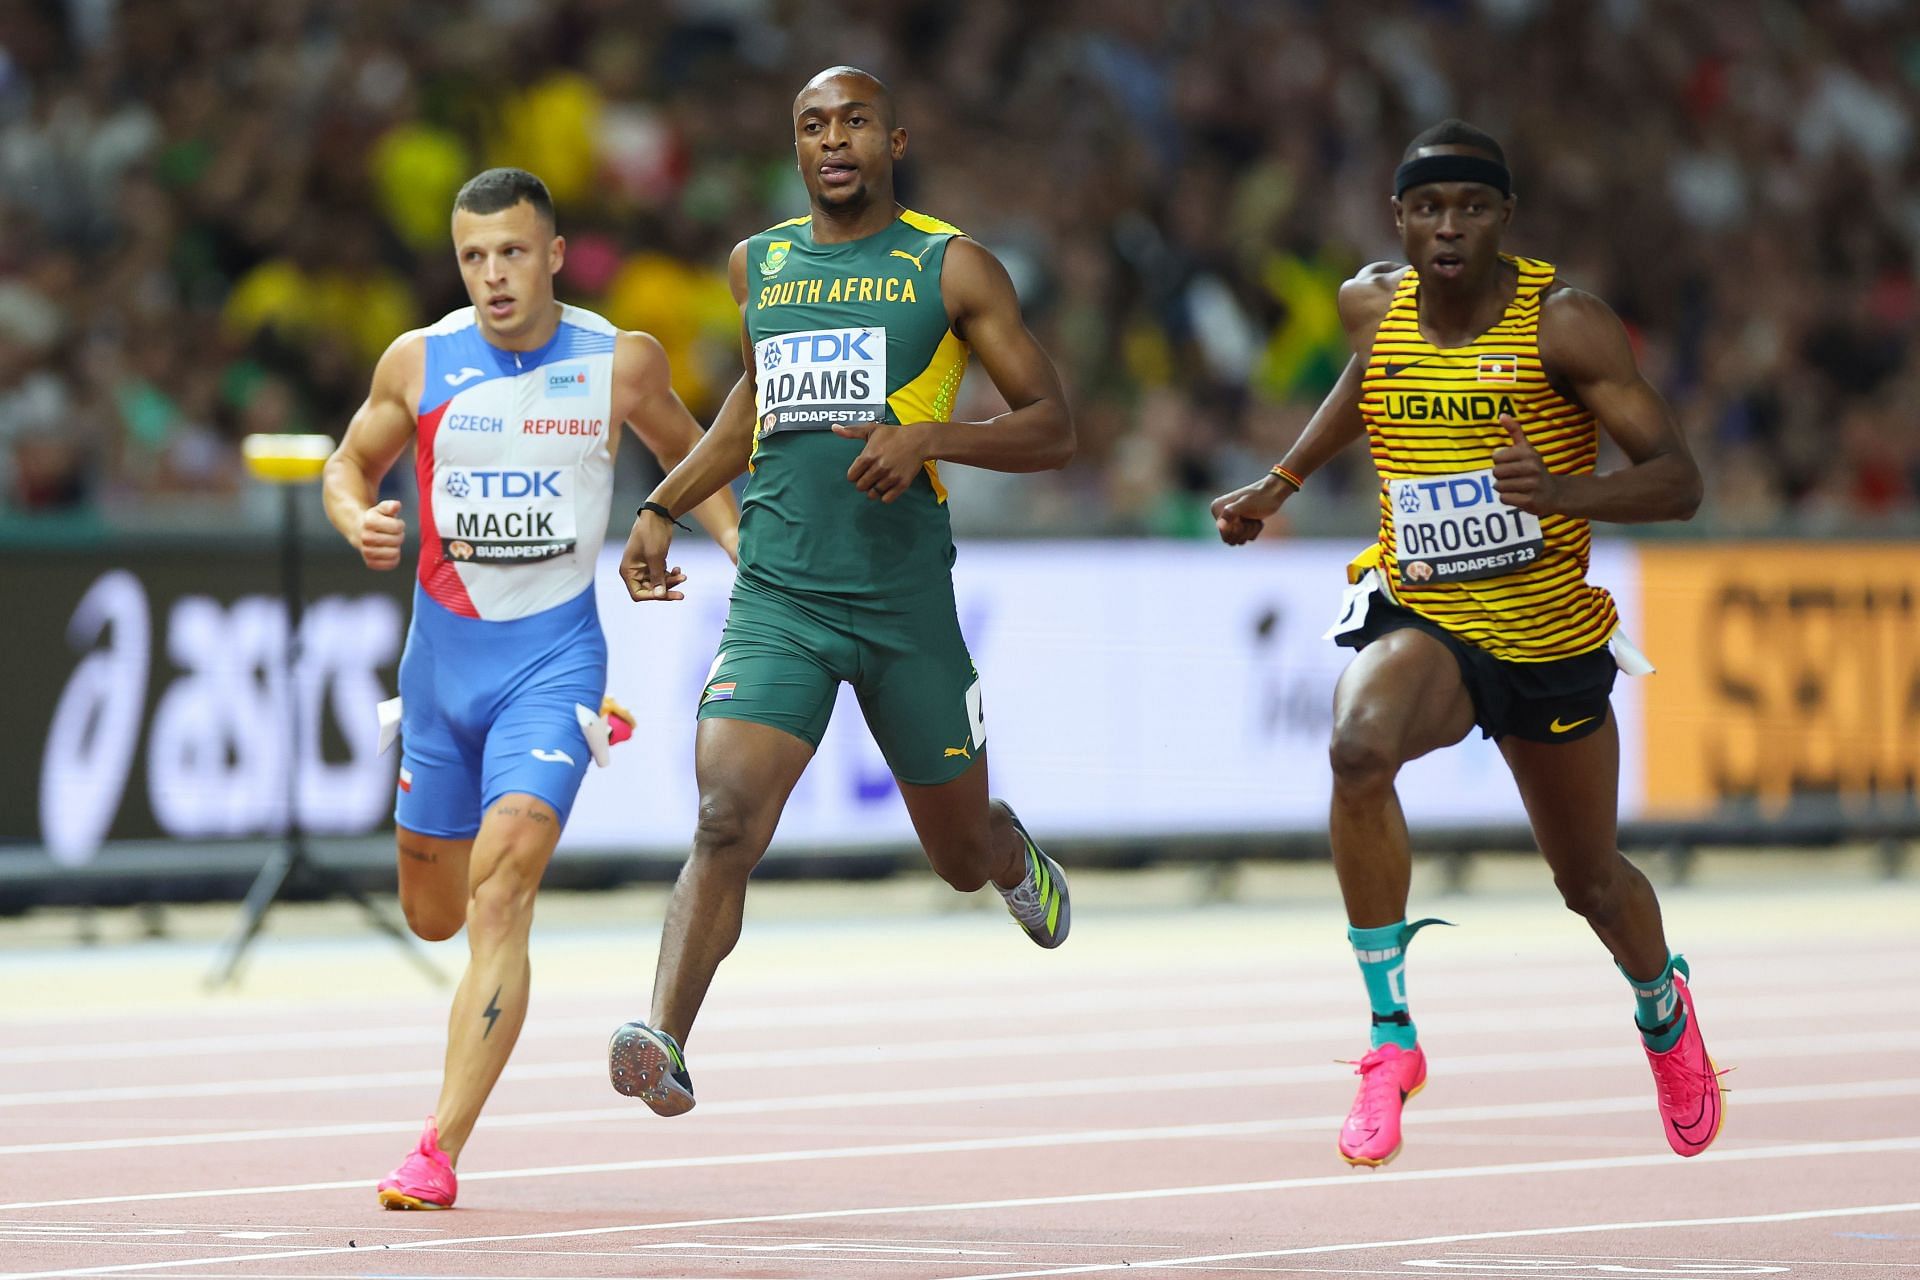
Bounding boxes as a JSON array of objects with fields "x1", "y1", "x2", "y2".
[{"x1": 3, "y1": 545, "x2": 410, "y2": 859}]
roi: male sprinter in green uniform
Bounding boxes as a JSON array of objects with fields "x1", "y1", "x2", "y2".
[{"x1": 605, "y1": 66, "x2": 1076, "y2": 1113}]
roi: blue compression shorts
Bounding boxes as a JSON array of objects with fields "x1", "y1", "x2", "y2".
[{"x1": 394, "y1": 584, "x2": 606, "y2": 838}]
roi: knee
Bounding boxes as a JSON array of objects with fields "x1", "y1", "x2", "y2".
[
  {"x1": 401, "y1": 895, "x2": 464, "y2": 943},
  {"x1": 930, "y1": 845, "x2": 992, "y2": 894},
  {"x1": 689, "y1": 791, "x2": 765, "y2": 874},
  {"x1": 1553, "y1": 857, "x2": 1625, "y2": 922},
  {"x1": 1328, "y1": 717, "x2": 1400, "y2": 793},
  {"x1": 466, "y1": 862, "x2": 539, "y2": 943},
  {"x1": 396, "y1": 839, "x2": 463, "y2": 942}
]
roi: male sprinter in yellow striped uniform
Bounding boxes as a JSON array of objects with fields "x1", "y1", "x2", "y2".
[
  {"x1": 604, "y1": 66, "x2": 1076, "y2": 1113},
  {"x1": 1212, "y1": 121, "x2": 1722, "y2": 1166}
]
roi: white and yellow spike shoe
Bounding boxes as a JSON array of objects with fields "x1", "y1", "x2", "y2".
[{"x1": 994, "y1": 800, "x2": 1070, "y2": 949}]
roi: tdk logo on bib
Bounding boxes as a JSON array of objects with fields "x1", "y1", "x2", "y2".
[
  {"x1": 436, "y1": 467, "x2": 577, "y2": 563},
  {"x1": 1389, "y1": 467, "x2": 1544, "y2": 586},
  {"x1": 754, "y1": 326, "x2": 888, "y2": 434},
  {"x1": 1403, "y1": 475, "x2": 1500, "y2": 513},
  {"x1": 546, "y1": 363, "x2": 590, "y2": 398},
  {"x1": 445, "y1": 469, "x2": 562, "y2": 499}
]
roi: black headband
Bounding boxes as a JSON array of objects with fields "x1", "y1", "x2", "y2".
[{"x1": 1394, "y1": 154, "x2": 1511, "y2": 198}]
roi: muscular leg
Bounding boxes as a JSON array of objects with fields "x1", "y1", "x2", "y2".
[
  {"x1": 896, "y1": 749, "x2": 1027, "y2": 893},
  {"x1": 1327, "y1": 629, "x2": 1477, "y2": 927},
  {"x1": 395, "y1": 828, "x2": 471, "y2": 942},
  {"x1": 1500, "y1": 713, "x2": 1670, "y2": 980},
  {"x1": 430, "y1": 793, "x2": 563, "y2": 1164},
  {"x1": 649, "y1": 717, "x2": 814, "y2": 1047}
]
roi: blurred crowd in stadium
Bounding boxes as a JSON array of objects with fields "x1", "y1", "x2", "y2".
[{"x1": 1, "y1": 0, "x2": 1915, "y2": 534}]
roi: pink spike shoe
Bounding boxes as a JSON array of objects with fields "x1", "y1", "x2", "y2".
[
  {"x1": 1338, "y1": 1042, "x2": 1426, "y2": 1167},
  {"x1": 377, "y1": 1116, "x2": 457, "y2": 1209},
  {"x1": 1643, "y1": 965, "x2": 1726, "y2": 1157}
]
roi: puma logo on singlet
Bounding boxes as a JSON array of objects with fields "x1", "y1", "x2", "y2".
[{"x1": 890, "y1": 248, "x2": 928, "y2": 270}]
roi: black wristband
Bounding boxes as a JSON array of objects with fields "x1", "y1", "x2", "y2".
[{"x1": 637, "y1": 501, "x2": 690, "y2": 531}]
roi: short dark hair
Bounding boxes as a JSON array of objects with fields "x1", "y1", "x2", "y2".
[
  {"x1": 1402, "y1": 119, "x2": 1506, "y2": 167},
  {"x1": 453, "y1": 168, "x2": 555, "y2": 226},
  {"x1": 795, "y1": 65, "x2": 897, "y2": 129}
]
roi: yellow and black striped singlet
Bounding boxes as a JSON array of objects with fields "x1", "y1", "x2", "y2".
[{"x1": 1357, "y1": 255, "x2": 1618, "y2": 663}]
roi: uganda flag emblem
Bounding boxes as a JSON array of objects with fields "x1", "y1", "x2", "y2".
[
  {"x1": 759, "y1": 241, "x2": 791, "y2": 278},
  {"x1": 1477, "y1": 353, "x2": 1518, "y2": 383}
]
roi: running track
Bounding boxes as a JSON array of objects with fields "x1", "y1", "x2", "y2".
[{"x1": 1, "y1": 863, "x2": 1916, "y2": 1279}]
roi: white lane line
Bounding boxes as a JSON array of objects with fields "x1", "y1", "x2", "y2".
[
  {"x1": 2, "y1": 1150, "x2": 1917, "y2": 1279},
  {"x1": 2, "y1": 991, "x2": 1911, "y2": 1110},
  {"x1": 0, "y1": 976, "x2": 1295, "y2": 1067},
  {"x1": 7, "y1": 952, "x2": 1916, "y2": 1068},
  {"x1": 1442, "y1": 1249, "x2": 1917, "y2": 1269},
  {"x1": 2, "y1": 1068, "x2": 1915, "y2": 1160},
  {"x1": 944, "y1": 1201, "x2": 1920, "y2": 1279},
  {"x1": 2, "y1": 1074, "x2": 1916, "y2": 1214}
]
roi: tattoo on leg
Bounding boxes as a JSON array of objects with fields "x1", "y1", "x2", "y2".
[
  {"x1": 530, "y1": 810, "x2": 553, "y2": 825},
  {"x1": 401, "y1": 847, "x2": 437, "y2": 864},
  {"x1": 482, "y1": 986, "x2": 503, "y2": 1038},
  {"x1": 493, "y1": 803, "x2": 522, "y2": 818}
]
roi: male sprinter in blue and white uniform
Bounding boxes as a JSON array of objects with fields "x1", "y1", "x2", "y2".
[{"x1": 323, "y1": 167, "x2": 738, "y2": 1209}]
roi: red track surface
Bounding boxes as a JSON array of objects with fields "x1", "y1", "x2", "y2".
[{"x1": 1, "y1": 892, "x2": 1917, "y2": 1279}]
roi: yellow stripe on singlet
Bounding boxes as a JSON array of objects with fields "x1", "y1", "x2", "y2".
[{"x1": 1357, "y1": 255, "x2": 1618, "y2": 663}]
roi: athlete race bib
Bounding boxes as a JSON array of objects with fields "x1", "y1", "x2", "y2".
[
  {"x1": 754, "y1": 326, "x2": 888, "y2": 435},
  {"x1": 1389, "y1": 468, "x2": 1544, "y2": 586},
  {"x1": 434, "y1": 464, "x2": 578, "y2": 564}
]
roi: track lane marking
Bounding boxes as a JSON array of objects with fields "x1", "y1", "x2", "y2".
[
  {"x1": 1, "y1": 1139, "x2": 1917, "y2": 1273},
  {"x1": 3, "y1": 1072, "x2": 1914, "y2": 1159}
]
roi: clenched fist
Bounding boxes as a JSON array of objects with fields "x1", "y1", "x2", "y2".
[{"x1": 358, "y1": 499, "x2": 406, "y2": 570}]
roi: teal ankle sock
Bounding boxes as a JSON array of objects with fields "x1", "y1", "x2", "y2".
[
  {"x1": 1624, "y1": 955, "x2": 1688, "y2": 1053},
  {"x1": 1349, "y1": 919, "x2": 1426, "y2": 1050}
]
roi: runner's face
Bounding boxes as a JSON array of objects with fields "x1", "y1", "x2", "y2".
[
  {"x1": 1392, "y1": 148, "x2": 1514, "y2": 286},
  {"x1": 793, "y1": 80, "x2": 903, "y2": 211},
  {"x1": 452, "y1": 201, "x2": 564, "y2": 340}
]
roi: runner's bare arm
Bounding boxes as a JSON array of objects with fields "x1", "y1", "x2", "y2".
[
  {"x1": 642, "y1": 242, "x2": 760, "y2": 519},
  {"x1": 324, "y1": 332, "x2": 423, "y2": 570},
  {"x1": 1210, "y1": 266, "x2": 1395, "y2": 544},
  {"x1": 919, "y1": 237, "x2": 1074, "y2": 472},
  {"x1": 1510, "y1": 288, "x2": 1702, "y2": 523},
  {"x1": 616, "y1": 330, "x2": 741, "y2": 561},
  {"x1": 619, "y1": 243, "x2": 758, "y2": 601}
]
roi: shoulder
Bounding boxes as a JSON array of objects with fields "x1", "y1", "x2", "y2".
[
  {"x1": 1336, "y1": 262, "x2": 1405, "y2": 331},
  {"x1": 936, "y1": 235, "x2": 1016, "y2": 320},
  {"x1": 613, "y1": 328, "x2": 671, "y2": 391},
  {"x1": 371, "y1": 329, "x2": 427, "y2": 399},
  {"x1": 421, "y1": 306, "x2": 476, "y2": 337},
  {"x1": 557, "y1": 303, "x2": 619, "y2": 338},
  {"x1": 899, "y1": 208, "x2": 966, "y2": 238},
  {"x1": 1538, "y1": 281, "x2": 1619, "y2": 331},
  {"x1": 1538, "y1": 283, "x2": 1634, "y2": 377},
  {"x1": 754, "y1": 214, "x2": 811, "y2": 239},
  {"x1": 727, "y1": 237, "x2": 758, "y2": 302}
]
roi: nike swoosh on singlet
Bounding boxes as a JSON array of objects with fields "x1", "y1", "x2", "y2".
[{"x1": 1381, "y1": 357, "x2": 1439, "y2": 378}]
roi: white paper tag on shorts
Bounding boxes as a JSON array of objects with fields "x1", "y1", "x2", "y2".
[
  {"x1": 576, "y1": 702, "x2": 611, "y2": 768},
  {"x1": 1324, "y1": 569, "x2": 1380, "y2": 640},
  {"x1": 376, "y1": 696, "x2": 403, "y2": 755},
  {"x1": 1389, "y1": 468, "x2": 1544, "y2": 586},
  {"x1": 1608, "y1": 627, "x2": 1656, "y2": 676}
]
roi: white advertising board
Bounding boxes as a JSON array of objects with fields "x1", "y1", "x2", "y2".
[{"x1": 568, "y1": 539, "x2": 1645, "y2": 853}]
